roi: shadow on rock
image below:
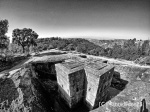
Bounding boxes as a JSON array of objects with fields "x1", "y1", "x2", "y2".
[{"x1": 0, "y1": 78, "x2": 19, "y2": 110}]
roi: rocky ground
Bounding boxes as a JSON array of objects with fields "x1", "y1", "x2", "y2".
[
  {"x1": 0, "y1": 50, "x2": 71, "y2": 112},
  {"x1": 90, "y1": 64, "x2": 150, "y2": 112},
  {"x1": 0, "y1": 50, "x2": 150, "y2": 112}
]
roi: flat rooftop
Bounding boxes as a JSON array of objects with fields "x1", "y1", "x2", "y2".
[
  {"x1": 56, "y1": 59, "x2": 114, "y2": 75},
  {"x1": 61, "y1": 60, "x2": 84, "y2": 69},
  {"x1": 85, "y1": 62, "x2": 107, "y2": 70},
  {"x1": 85, "y1": 61, "x2": 114, "y2": 76},
  {"x1": 55, "y1": 59, "x2": 85, "y2": 74}
]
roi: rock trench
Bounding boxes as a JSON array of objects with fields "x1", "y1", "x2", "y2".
[{"x1": 0, "y1": 61, "x2": 128, "y2": 112}]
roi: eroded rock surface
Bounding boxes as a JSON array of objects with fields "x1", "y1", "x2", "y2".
[
  {"x1": 1, "y1": 52, "x2": 150, "y2": 112},
  {"x1": 0, "y1": 64, "x2": 56, "y2": 112},
  {"x1": 91, "y1": 64, "x2": 150, "y2": 112},
  {"x1": 0, "y1": 52, "x2": 75, "y2": 112}
]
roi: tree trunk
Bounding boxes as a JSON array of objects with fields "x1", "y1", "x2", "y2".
[
  {"x1": 27, "y1": 45, "x2": 30, "y2": 55},
  {"x1": 22, "y1": 46, "x2": 25, "y2": 53}
]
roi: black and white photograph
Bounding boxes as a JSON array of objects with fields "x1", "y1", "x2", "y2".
[{"x1": 0, "y1": 0, "x2": 150, "y2": 112}]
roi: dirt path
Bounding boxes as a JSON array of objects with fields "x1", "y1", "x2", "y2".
[
  {"x1": 0, "y1": 50, "x2": 72, "y2": 77},
  {"x1": 0, "y1": 58, "x2": 30, "y2": 78},
  {"x1": 1, "y1": 49, "x2": 149, "y2": 78},
  {"x1": 86, "y1": 55, "x2": 150, "y2": 68}
]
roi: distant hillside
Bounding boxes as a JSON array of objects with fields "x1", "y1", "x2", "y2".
[
  {"x1": 87, "y1": 38, "x2": 127, "y2": 48},
  {"x1": 10, "y1": 37, "x2": 150, "y2": 62},
  {"x1": 35, "y1": 37, "x2": 150, "y2": 61},
  {"x1": 36, "y1": 37, "x2": 104, "y2": 53}
]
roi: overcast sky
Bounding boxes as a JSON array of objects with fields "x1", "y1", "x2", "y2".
[{"x1": 0, "y1": 0, "x2": 150, "y2": 40}]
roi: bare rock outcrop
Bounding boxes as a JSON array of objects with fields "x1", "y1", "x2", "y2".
[
  {"x1": 91, "y1": 64, "x2": 150, "y2": 112},
  {"x1": 0, "y1": 64, "x2": 55, "y2": 112}
]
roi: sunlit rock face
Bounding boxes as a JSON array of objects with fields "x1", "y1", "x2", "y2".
[
  {"x1": 0, "y1": 64, "x2": 55, "y2": 112},
  {"x1": 90, "y1": 65, "x2": 150, "y2": 112},
  {"x1": 113, "y1": 65, "x2": 148, "y2": 82},
  {"x1": 91, "y1": 81, "x2": 150, "y2": 112},
  {"x1": 84, "y1": 62, "x2": 114, "y2": 110},
  {"x1": 55, "y1": 60, "x2": 86, "y2": 108},
  {"x1": 0, "y1": 77, "x2": 19, "y2": 111},
  {"x1": 0, "y1": 53, "x2": 68, "y2": 112}
]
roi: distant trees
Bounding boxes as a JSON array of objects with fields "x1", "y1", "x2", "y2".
[
  {"x1": 123, "y1": 38, "x2": 136, "y2": 48},
  {"x1": 0, "y1": 19, "x2": 10, "y2": 56},
  {"x1": 21, "y1": 36, "x2": 150, "y2": 61},
  {"x1": 94, "y1": 38, "x2": 148, "y2": 61},
  {"x1": 88, "y1": 47, "x2": 104, "y2": 56},
  {"x1": 76, "y1": 43, "x2": 87, "y2": 53},
  {"x1": 65, "y1": 44, "x2": 75, "y2": 51},
  {"x1": 35, "y1": 37, "x2": 105, "y2": 54},
  {"x1": 12, "y1": 28, "x2": 38, "y2": 54},
  {"x1": 112, "y1": 38, "x2": 140, "y2": 60}
]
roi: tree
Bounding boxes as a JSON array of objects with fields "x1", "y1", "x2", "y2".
[
  {"x1": 141, "y1": 40, "x2": 150, "y2": 55},
  {"x1": 76, "y1": 44, "x2": 87, "y2": 53},
  {"x1": 12, "y1": 28, "x2": 38, "y2": 53},
  {"x1": 0, "y1": 19, "x2": 10, "y2": 56},
  {"x1": 66, "y1": 44, "x2": 75, "y2": 51},
  {"x1": 105, "y1": 47, "x2": 112, "y2": 56},
  {"x1": 112, "y1": 43, "x2": 122, "y2": 58},
  {"x1": 123, "y1": 38, "x2": 136, "y2": 48},
  {"x1": 0, "y1": 19, "x2": 8, "y2": 36}
]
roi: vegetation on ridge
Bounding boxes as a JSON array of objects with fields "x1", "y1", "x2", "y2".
[
  {"x1": 0, "y1": 19, "x2": 10, "y2": 56},
  {"x1": 0, "y1": 19, "x2": 150, "y2": 64},
  {"x1": 35, "y1": 37, "x2": 150, "y2": 61}
]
